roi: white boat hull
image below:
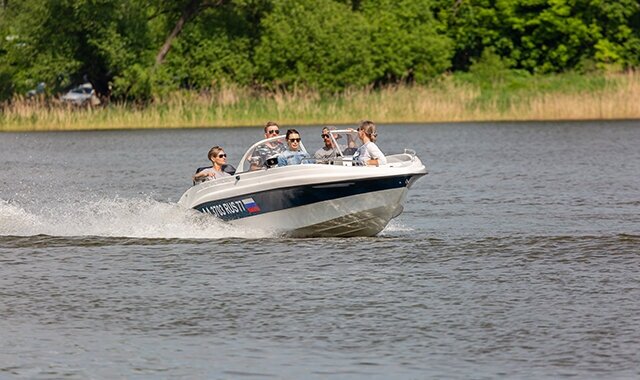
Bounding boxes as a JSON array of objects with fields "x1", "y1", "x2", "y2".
[
  {"x1": 229, "y1": 187, "x2": 408, "y2": 237},
  {"x1": 179, "y1": 141, "x2": 427, "y2": 237}
]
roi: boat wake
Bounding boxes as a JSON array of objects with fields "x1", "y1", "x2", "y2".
[
  {"x1": 0, "y1": 197, "x2": 271, "y2": 240},
  {"x1": 379, "y1": 220, "x2": 414, "y2": 235}
]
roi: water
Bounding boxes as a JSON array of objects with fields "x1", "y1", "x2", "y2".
[{"x1": 1, "y1": 121, "x2": 639, "y2": 378}]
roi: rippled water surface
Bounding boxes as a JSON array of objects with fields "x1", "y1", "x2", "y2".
[{"x1": 1, "y1": 121, "x2": 639, "y2": 378}]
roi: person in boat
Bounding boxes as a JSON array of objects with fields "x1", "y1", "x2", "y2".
[
  {"x1": 353, "y1": 120, "x2": 387, "y2": 166},
  {"x1": 314, "y1": 126, "x2": 344, "y2": 161},
  {"x1": 250, "y1": 121, "x2": 286, "y2": 170},
  {"x1": 277, "y1": 129, "x2": 310, "y2": 166},
  {"x1": 193, "y1": 146, "x2": 232, "y2": 182}
]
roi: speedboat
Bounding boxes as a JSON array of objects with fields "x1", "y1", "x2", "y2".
[{"x1": 178, "y1": 129, "x2": 427, "y2": 237}]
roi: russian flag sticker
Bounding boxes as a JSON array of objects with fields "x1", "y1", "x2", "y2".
[{"x1": 242, "y1": 198, "x2": 261, "y2": 213}]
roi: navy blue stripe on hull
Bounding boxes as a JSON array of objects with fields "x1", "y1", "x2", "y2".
[{"x1": 194, "y1": 175, "x2": 413, "y2": 221}]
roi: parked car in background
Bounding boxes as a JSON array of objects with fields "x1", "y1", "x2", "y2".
[
  {"x1": 60, "y1": 82, "x2": 100, "y2": 106},
  {"x1": 26, "y1": 82, "x2": 46, "y2": 98}
]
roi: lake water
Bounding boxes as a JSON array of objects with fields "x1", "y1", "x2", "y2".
[{"x1": 1, "y1": 121, "x2": 639, "y2": 378}]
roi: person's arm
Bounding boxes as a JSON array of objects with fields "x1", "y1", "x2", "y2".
[
  {"x1": 193, "y1": 169, "x2": 215, "y2": 180},
  {"x1": 249, "y1": 150, "x2": 268, "y2": 171},
  {"x1": 300, "y1": 151, "x2": 312, "y2": 164},
  {"x1": 365, "y1": 143, "x2": 386, "y2": 166}
]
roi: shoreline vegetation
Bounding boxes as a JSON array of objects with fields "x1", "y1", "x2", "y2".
[{"x1": 2, "y1": 72, "x2": 639, "y2": 132}]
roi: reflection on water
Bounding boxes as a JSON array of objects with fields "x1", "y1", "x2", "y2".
[{"x1": 1, "y1": 121, "x2": 640, "y2": 378}]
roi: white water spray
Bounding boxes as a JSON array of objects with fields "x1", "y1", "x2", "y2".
[{"x1": 0, "y1": 198, "x2": 271, "y2": 239}]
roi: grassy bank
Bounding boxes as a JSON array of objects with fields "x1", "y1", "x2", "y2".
[{"x1": 2, "y1": 72, "x2": 639, "y2": 132}]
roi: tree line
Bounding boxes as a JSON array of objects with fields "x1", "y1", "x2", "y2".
[{"x1": 1, "y1": 0, "x2": 638, "y2": 102}]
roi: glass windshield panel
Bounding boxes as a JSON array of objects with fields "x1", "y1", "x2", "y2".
[
  {"x1": 238, "y1": 136, "x2": 310, "y2": 173},
  {"x1": 329, "y1": 130, "x2": 360, "y2": 157}
]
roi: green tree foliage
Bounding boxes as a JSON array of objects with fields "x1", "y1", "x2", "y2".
[
  {"x1": 160, "y1": 1, "x2": 265, "y2": 90},
  {"x1": 360, "y1": 0, "x2": 453, "y2": 84},
  {"x1": 254, "y1": 0, "x2": 374, "y2": 91},
  {"x1": 1, "y1": 0, "x2": 639, "y2": 103},
  {"x1": 0, "y1": 0, "x2": 154, "y2": 98},
  {"x1": 112, "y1": 63, "x2": 153, "y2": 102},
  {"x1": 0, "y1": 5, "x2": 18, "y2": 99},
  {"x1": 0, "y1": 1, "x2": 81, "y2": 97},
  {"x1": 254, "y1": 0, "x2": 451, "y2": 91},
  {"x1": 434, "y1": 0, "x2": 640, "y2": 73},
  {"x1": 588, "y1": 0, "x2": 640, "y2": 70}
]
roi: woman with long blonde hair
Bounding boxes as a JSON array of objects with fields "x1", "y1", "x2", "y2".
[{"x1": 354, "y1": 120, "x2": 387, "y2": 166}]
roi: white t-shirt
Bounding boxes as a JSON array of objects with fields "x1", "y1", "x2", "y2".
[{"x1": 354, "y1": 142, "x2": 387, "y2": 165}]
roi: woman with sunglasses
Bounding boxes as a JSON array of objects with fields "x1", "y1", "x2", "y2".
[
  {"x1": 353, "y1": 120, "x2": 387, "y2": 166},
  {"x1": 193, "y1": 146, "x2": 232, "y2": 181},
  {"x1": 277, "y1": 129, "x2": 310, "y2": 166}
]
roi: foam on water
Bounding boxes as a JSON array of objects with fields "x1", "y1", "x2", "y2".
[
  {"x1": 0, "y1": 198, "x2": 270, "y2": 239},
  {"x1": 380, "y1": 219, "x2": 414, "y2": 235}
]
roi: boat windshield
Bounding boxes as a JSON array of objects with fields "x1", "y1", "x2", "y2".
[
  {"x1": 321, "y1": 129, "x2": 360, "y2": 159},
  {"x1": 235, "y1": 129, "x2": 363, "y2": 173},
  {"x1": 237, "y1": 135, "x2": 309, "y2": 173}
]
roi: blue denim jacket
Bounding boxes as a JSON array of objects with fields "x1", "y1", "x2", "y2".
[{"x1": 277, "y1": 150, "x2": 311, "y2": 166}]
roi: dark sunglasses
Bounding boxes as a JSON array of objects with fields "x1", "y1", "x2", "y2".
[
  {"x1": 288, "y1": 138, "x2": 301, "y2": 143},
  {"x1": 217, "y1": 154, "x2": 227, "y2": 158},
  {"x1": 321, "y1": 134, "x2": 330, "y2": 138},
  {"x1": 267, "y1": 129, "x2": 280, "y2": 135}
]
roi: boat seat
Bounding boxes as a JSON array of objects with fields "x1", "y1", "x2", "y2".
[
  {"x1": 193, "y1": 164, "x2": 237, "y2": 185},
  {"x1": 195, "y1": 164, "x2": 236, "y2": 176},
  {"x1": 342, "y1": 147, "x2": 357, "y2": 156}
]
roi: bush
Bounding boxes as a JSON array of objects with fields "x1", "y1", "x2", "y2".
[
  {"x1": 254, "y1": 0, "x2": 374, "y2": 92},
  {"x1": 361, "y1": 0, "x2": 453, "y2": 84},
  {"x1": 112, "y1": 64, "x2": 153, "y2": 103}
]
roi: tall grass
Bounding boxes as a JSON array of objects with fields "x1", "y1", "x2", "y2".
[{"x1": 2, "y1": 72, "x2": 639, "y2": 132}]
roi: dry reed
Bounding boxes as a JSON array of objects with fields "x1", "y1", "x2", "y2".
[{"x1": 2, "y1": 72, "x2": 639, "y2": 132}]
